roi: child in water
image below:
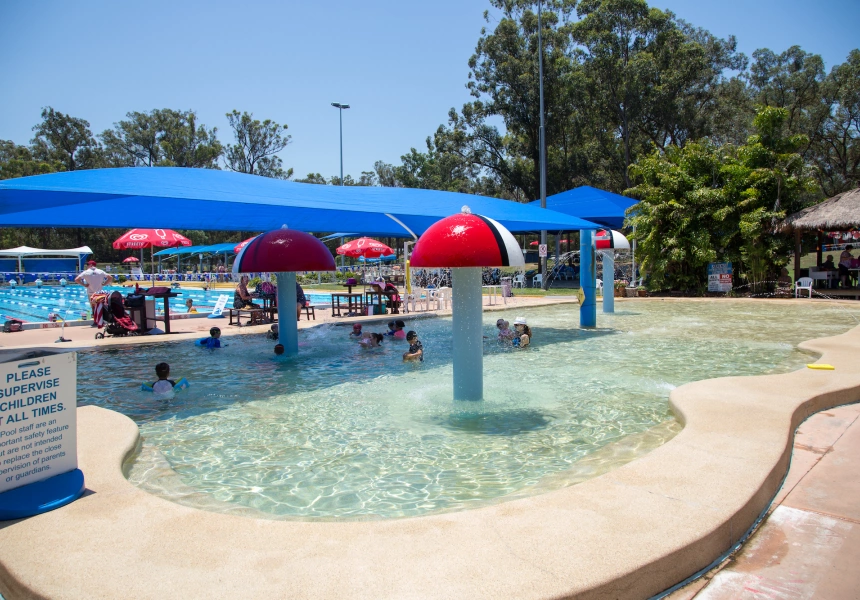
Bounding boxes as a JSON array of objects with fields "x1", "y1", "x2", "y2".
[
  {"x1": 200, "y1": 327, "x2": 222, "y2": 349},
  {"x1": 403, "y1": 331, "x2": 423, "y2": 362},
  {"x1": 185, "y1": 298, "x2": 198, "y2": 313},
  {"x1": 152, "y1": 363, "x2": 176, "y2": 395},
  {"x1": 496, "y1": 318, "x2": 514, "y2": 343},
  {"x1": 394, "y1": 320, "x2": 407, "y2": 339},
  {"x1": 350, "y1": 323, "x2": 363, "y2": 337},
  {"x1": 274, "y1": 344, "x2": 285, "y2": 355},
  {"x1": 359, "y1": 332, "x2": 383, "y2": 348},
  {"x1": 384, "y1": 321, "x2": 397, "y2": 337}
]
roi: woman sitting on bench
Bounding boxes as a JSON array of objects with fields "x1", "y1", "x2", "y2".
[{"x1": 234, "y1": 275, "x2": 260, "y2": 309}]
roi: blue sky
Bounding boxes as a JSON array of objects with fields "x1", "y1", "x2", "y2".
[{"x1": 1, "y1": 0, "x2": 857, "y2": 181}]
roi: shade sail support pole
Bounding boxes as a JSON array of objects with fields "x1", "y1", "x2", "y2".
[
  {"x1": 276, "y1": 272, "x2": 299, "y2": 356},
  {"x1": 384, "y1": 214, "x2": 418, "y2": 240},
  {"x1": 580, "y1": 230, "x2": 596, "y2": 327}
]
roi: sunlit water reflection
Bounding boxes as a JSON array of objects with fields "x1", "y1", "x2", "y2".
[{"x1": 77, "y1": 300, "x2": 859, "y2": 519}]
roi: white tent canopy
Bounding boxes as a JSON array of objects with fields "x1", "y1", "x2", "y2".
[{"x1": 0, "y1": 246, "x2": 92, "y2": 272}]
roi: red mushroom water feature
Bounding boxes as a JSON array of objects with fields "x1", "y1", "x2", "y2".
[
  {"x1": 594, "y1": 229, "x2": 630, "y2": 314},
  {"x1": 410, "y1": 206, "x2": 524, "y2": 400},
  {"x1": 232, "y1": 227, "x2": 335, "y2": 356}
]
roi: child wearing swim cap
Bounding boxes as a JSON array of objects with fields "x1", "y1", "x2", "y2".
[{"x1": 350, "y1": 323, "x2": 363, "y2": 337}]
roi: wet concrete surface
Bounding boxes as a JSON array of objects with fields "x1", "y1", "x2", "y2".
[{"x1": 668, "y1": 402, "x2": 860, "y2": 600}]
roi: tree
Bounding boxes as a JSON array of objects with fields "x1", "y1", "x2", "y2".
[
  {"x1": 572, "y1": 0, "x2": 747, "y2": 188},
  {"x1": 296, "y1": 173, "x2": 327, "y2": 185},
  {"x1": 224, "y1": 110, "x2": 292, "y2": 179},
  {"x1": 0, "y1": 140, "x2": 62, "y2": 180},
  {"x1": 627, "y1": 106, "x2": 813, "y2": 292},
  {"x1": 157, "y1": 110, "x2": 222, "y2": 168},
  {"x1": 30, "y1": 107, "x2": 103, "y2": 171},
  {"x1": 442, "y1": 0, "x2": 585, "y2": 200},
  {"x1": 373, "y1": 160, "x2": 400, "y2": 187},
  {"x1": 808, "y1": 50, "x2": 860, "y2": 195},
  {"x1": 100, "y1": 109, "x2": 222, "y2": 168},
  {"x1": 748, "y1": 46, "x2": 827, "y2": 140}
]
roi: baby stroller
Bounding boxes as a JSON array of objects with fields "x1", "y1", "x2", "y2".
[{"x1": 95, "y1": 291, "x2": 140, "y2": 339}]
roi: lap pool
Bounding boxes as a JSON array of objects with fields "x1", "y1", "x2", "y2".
[
  {"x1": 77, "y1": 300, "x2": 859, "y2": 520},
  {"x1": 0, "y1": 285, "x2": 333, "y2": 322}
]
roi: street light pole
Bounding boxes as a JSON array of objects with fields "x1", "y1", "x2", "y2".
[
  {"x1": 331, "y1": 102, "x2": 350, "y2": 186},
  {"x1": 332, "y1": 102, "x2": 350, "y2": 270},
  {"x1": 537, "y1": 0, "x2": 548, "y2": 289}
]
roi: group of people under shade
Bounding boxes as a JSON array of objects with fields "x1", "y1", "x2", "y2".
[
  {"x1": 820, "y1": 245, "x2": 858, "y2": 288},
  {"x1": 234, "y1": 274, "x2": 307, "y2": 320}
]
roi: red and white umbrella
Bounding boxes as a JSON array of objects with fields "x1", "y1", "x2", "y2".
[
  {"x1": 122, "y1": 257, "x2": 140, "y2": 263},
  {"x1": 113, "y1": 229, "x2": 192, "y2": 274},
  {"x1": 112, "y1": 229, "x2": 192, "y2": 250},
  {"x1": 336, "y1": 237, "x2": 393, "y2": 259},
  {"x1": 529, "y1": 240, "x2": 540, "y2": 246}
]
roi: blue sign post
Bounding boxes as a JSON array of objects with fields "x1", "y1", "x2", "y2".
[{"x1": 707, "y1": 262, "x2": 733, "y2": 293}]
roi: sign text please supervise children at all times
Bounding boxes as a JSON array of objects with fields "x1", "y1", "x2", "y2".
[{"x1": 0, "y1": 353, "x2": 77, "y2": 494}]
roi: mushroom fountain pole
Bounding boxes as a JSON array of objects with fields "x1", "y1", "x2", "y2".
[
  {"x1": 233, "y1": 227, "x2": 335, "y2": 357},
  {"x1": 596, "y1": 229, "x2": 630, "y2": 314},
  {"x1": 411, "y1": 206, "x2": 524, "y2": 401}
]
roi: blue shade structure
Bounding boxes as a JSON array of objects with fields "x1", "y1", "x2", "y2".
[
  {"x1": 0, "y1": 168, "x2": 601, "y2": 237},
  {"x1": 530, "y1": 185, "x2": 638, "y2": 229}
]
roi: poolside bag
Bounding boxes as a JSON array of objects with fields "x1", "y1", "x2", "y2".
[
  {"x1": 125, "y1": 294, "x2": 145, "y2": 308},
  {"x1": 3, "y1": 319, "x2": 23, "y2": 333}
]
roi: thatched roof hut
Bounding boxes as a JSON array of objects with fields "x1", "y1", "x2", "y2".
[{"x1": 782, "y1": 187, "x2": 860, "y2": 231}]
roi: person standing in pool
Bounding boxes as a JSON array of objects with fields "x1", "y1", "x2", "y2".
[{"x1": 403, "y1": 331, "x2": 423, "y2": 362}]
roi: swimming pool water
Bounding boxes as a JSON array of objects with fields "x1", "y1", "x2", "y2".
[
  {"x1": 77, "y1": 300, "x2": 860, "y2": 520},
  {"x1": 0, "y1": 285, "x2": 333, "y2": 322}
]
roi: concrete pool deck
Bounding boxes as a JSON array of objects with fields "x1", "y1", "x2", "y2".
[{"x1": 0, "y1": 298, "x2": 859, "y2": 598}]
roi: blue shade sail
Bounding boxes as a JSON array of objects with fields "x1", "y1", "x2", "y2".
[
  {"x1": 0, "y1": 168, "x2": 601, "y2": 236},
  {"x1": 529, "y1": 186, "x2": 638, "y2": 229}
]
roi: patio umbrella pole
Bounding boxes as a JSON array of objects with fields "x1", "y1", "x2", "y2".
[
  {"x1": 276, "y1": 271, "x2": 298, "y2": 356},
  {"x1": 452, "y1": 267, "x2": 483, "y2": 401}
]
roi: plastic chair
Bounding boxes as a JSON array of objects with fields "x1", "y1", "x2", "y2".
[
  {"x1": 532, "y1": 274, "x2": 543, "y2": 288},
  {"x1": 795, "y1": 277, "x2": 813, "y2": 298},
  {"x1": 512, "y1": 273, "x2": 525, "y2": 288},
  {"x1": 433, "y1": 287, "x2": 451, "y2": 310}
]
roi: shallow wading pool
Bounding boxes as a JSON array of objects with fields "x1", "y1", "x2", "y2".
[{"x1": 76, "y1": 300, "x2": 860, "y2": 520}]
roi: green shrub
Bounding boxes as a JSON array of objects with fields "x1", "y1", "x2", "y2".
[{"x1": 117, "y1": 275, "x2": 127, "y2": 283}]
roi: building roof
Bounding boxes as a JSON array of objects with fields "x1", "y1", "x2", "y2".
[{"x1": 782, "y1": 188, "x2": 860, "y2": 231}]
